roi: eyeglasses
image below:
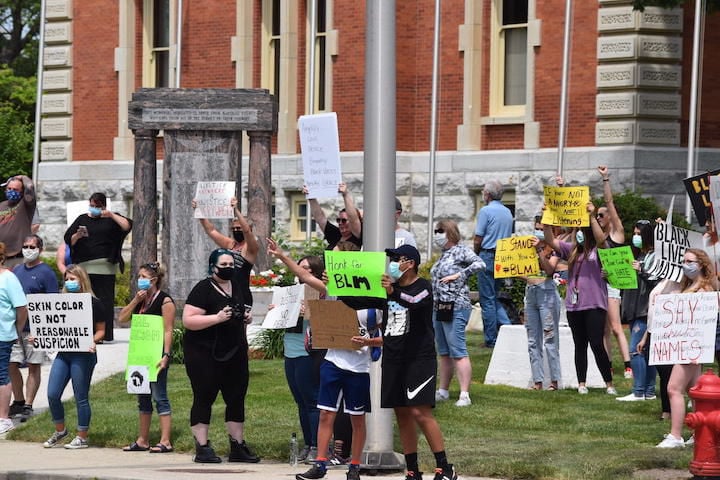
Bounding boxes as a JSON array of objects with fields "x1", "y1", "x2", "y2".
[
  {"x1": 434, "y1": 229, "x2": 445, "y2": 234},
  {"x1": 337, "y1": 218, "x2": 349, "y2": 224},
  {"x1": 22, "y1": 245, "x2": 38, "y2": 249}
]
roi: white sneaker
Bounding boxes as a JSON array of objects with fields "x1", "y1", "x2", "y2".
[
  {"x1": 43, "y1": 429, "x2": 68, "y2": 448},
  {"x1": 606, "y1": 387, "x2": 618, "y2": 396},
  {"x1": 645, "y1": 394, "x2": 657, "y2": 400},
  {"x1": 578, "y1": 386, "x2": 589, "y2": 395},
  {"x1": 435, "y1": 390, "x2": 449, "y2": 402},
  {"x1": 64, "y1": 435, "x2": 89, "y2": 449},
  {"x1": 0, "y1": 418, "x2": 14, "y2": 435},
  {"x1": 686, "y1": 435, "x2": 695, "y2": 446},
  {"x1": 455, "y1": 395, "x2": 471, "y2": 407},
  {"x1": 656, "y1": 434, "x2": 685, "y2": 448},
  {"x1": 624, "y1": 368, "x2": 633, "y2": 379},
  {"x1": 616, "y1": 393, "x2": 645, "y2": 402}
]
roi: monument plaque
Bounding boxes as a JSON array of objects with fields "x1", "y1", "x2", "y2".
[
  {"x1": 637, "y1": 93, "x2": 681, "y2": 117},
  {"x1": 596, "y1": 92, "x2": 635, "y2": 117},
  {"x1": 637, "y1": 121, "x2": 680, "y2": 144},
  {"x1": 41, "y1": 93, "x2": 72, "y2": 114},
  {"x1": 44, "y1": 70, "x2": 73, "y2": 91},
  {"x1": 41, "y1": 118, "x2": 72, "y2": 138},
  {"x1": 598, "y1": 7, "x2": 635, "y2": 32},
  {"x1": 598, "y1": 36, "x2": 636, "y2": 61},
  {"x1": 41, "y1": 141, "x2": 72, "y2": 161},
  {"x1": 46, "y1": 0, "x2": 72, "y2": 19},
  {"x1": 44, "y1": 46, "x2": 72, "y2": 67},
  {"x1": 596, "y1": 121, "x2": 634, "y2": 144},
  {"x1": 637, "y1": 64, "x2": 681, "y2": 89},
  {"x1": 597, "y1": 64, "x2": 635, "y2": 88},
  {"x1": 638, "y1": 35, "x2": 682, "y2": 60},
  {"x1": 45, "y1": 21, "x2": 73, "y2": 44},
  {"x1": 639, "y1": 8, "x2": 682, "y2": 32}
]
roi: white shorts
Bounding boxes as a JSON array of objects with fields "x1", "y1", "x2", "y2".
[{"x1": 10, "y1": 333, "x2": 46, "y2": 364}]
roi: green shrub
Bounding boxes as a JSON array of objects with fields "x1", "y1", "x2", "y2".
[
  {"x1": 171, "y1": 326, "x2": 185, "y2": 364},
  {"x1": 251, "y1": 328, "x2": 285, "y2": 359}
]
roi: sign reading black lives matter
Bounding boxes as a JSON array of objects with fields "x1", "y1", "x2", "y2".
[
  {"x1": 27, "y1": 293, "x2": 94, "y2": 351},
  {"x1": 645, "y1": 223, "x2": 704, "y2": 283}
]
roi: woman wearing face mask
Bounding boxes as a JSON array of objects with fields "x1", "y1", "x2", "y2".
[
  {"x1": 43, "y1": 264, "x2": 105, "y2": 449},
  {"x1": 543, "y1": 201, "x2": 617, "y2": 395},
  {"x1": 429, "y1": 220, "x2": 485, "y2": 407},
  {"x1": 182, "y1": 249, "x2": 258, "y2": 464},
  {"x1": 64, "y1": 192, "x2": 133, "y2": 342},
  {"x1": 118, "y1": 262, "x2": 176, "y2": 453},
  {"x1": 656, "y1": 248, "x2": 718, "y2": 448}
]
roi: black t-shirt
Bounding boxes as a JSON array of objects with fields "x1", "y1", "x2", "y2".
[
  {"x1": 184, "y1": 278, "x2": 247, "y2": 359},
  {"x1": 231, "y1": 250, "x2": 254, "y2": 306},
  {"x1": 64, "y1": 213, "x2": 132, "y2": 265},
  {"x1": 323, "y1": 222, "x2": 362, "y2": 250},
  {"x1": 381, "y1": 277, "x2": 436, "y2": 361}
]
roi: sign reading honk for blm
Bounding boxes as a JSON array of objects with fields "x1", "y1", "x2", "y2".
[{"x1": 494, "y1": 236, "x2": 540, "y2": 279}]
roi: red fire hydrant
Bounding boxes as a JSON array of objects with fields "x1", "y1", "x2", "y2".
[{"x1": 685, "y1": 370, "x2": 720, "y2": 478}]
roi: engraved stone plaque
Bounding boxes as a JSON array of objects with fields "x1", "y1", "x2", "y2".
[
  {"x1": 46, "y1": 0, "x2": 72, "y2": 20},
  {"x1": 637, "y1": 93, "x2": 681, "y2": 117},
  {"x1": 45, "y1": 21, "x2": 73, "y2": 44},
  {"x1": 596, "y1": 121, "x2": 634, "y2": 144},
  {"x1": 141, "y1": 108, "x2": 259, "y2": 124},
  {"x1": 41, "y1": 117, "x2": 73, "y2": 138},
  {"x1": 44, "y1": 46, "x2": 73, "y2": 67},
  {"x1": 637, "y1": 63, "x2": 681, "y2": 88},
  {"x1": 41, "y1": 93, "x2": 73, "y2": 114},
  {"x1": 639, "y1": 8, "x2": 682, "y2": 32},
  {"x1": 598, "y1": 7, "x2": 635, "y2": 32},
  {"x1": 637, "y1": 121, "x2": 680, "y2": 144},
  {"x1": 43, "y1": 69, "x2": 73, "y2": 91},
  {"x1": 597, "y1": 64, "x2": 635, "y2": 88},
  {"x1": 598, "y1": 36, "x2": 636, "y2": 60},
  {"x1": 41, "y1": 140, "x2": 73, "y2": 161},
  {"x1": 596, "y1": 92, "x2": 636, "y2": 117},
  {"x1": 638, "y1": 35, "x2": 682, "y2": 60}
]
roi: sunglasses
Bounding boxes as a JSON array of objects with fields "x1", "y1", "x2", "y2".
[
  {"x1": 596, "y1": 213, "x2": 605, "y2": 219},
  {"x1": 22, "y1": 245, "x2": 38, "y2": 249},
  {"x1": 337, "y1": 218, "x2": 349, "y2": 224},
  {"x1": 434, "y1": 229, "x2": 445, "y2": 234}
]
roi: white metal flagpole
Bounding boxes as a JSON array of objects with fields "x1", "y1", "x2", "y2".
[{"x1": 32, "y1": 0, "x2": 48, "y2": 183}]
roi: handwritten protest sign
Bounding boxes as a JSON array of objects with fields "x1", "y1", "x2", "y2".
[
  {"x1": 27, "y1": 293, "x2": 93, "y2": 352},
  {"x1": 66, "y1": 199, "x2": 114, "y2": 226},
  {"x1": 308, "y1": 300, "x2": 361, "y2": 350},
  {"x1": 598, "y1": 246, "x2": 637, "y2": 289},
  {"x1": 262, "y1": 284, "x2": 305, "y2": 329},
  {"x1": 646, "y1": 223, "x2": 704, "y2": 282},
  {"x1": 541, "y1": 186, "x2": 590, "y2": 227},
  {"x1": 649, "y1": 292, "x2": 719, "y2": 365},
  {"x1": 683, "y1": 169, "x2": 720, "y2": 227},
  {"x1": 324, "y1": 250, "x2": 386, "y2": 298},
  {"x1": 126, "y1": 314, "x2": 165, "y2": 382},
  {"x1": 299, "y1": 113, "x2": 341, "y2": 200},
  {"x1": 494, "y1": 236, "x2": 539, "y2": 279},
  {"x1": 193, "y1": 181, "x2": 235, "y2": 218}
]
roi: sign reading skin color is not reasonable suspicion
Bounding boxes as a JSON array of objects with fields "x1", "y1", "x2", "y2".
[{"x1": 27, "y1": 293, "x2": 94, "y2": 352}]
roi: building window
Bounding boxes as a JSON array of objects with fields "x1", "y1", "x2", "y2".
[
  {"x1": 311, "y1": 0, "x2": 328, "y2": 112},
  {"x1": 289, "y1": 193, "x2": 317, "y2": 241},
  {"x1": 490, "y1": 0, "x2": 527, "y2": 116},
  {"x1": 143, "y1": 0, "x2": 170, "y2": 88},
  {"x1": 263, "y1": 0, "x2": 281, "y2": 103},
  {"x1": 474, "y1": 189, "x2": 516, "y2": 220}
]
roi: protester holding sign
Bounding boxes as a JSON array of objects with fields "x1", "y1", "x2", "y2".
[
  {"x1": 543, "y1": 201, "x2": 617, "y2": 396},
  {"x1": 118, "y1": 262, "x2": 175, "y2": 454},
  {"x1": 656, "y1": 249, "x2": 718, "y2": 448},
  {"x1": 430, "y1": 220, "x2": 485, "y2": 407},
  {"x1": 617, "y1": 221, "x2": 659, "y2": 402},
  {"x1": 182, "y1": 249, "x2": 258, "y2": 464},
  {"x1": 43, "y1": 264, "x2": 105, "y2": 449}
]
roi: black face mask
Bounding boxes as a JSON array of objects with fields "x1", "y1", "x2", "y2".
[
  {"x1": 215, "y1": 266, "x2": 235, "y2": 281},
  {"x1": 233, "y1": 230, "x2": 245, "y2": 243}
]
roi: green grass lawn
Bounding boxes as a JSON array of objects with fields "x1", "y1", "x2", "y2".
[{"x1": 8, "y1": 331, "x2": 694, "y2": 479}]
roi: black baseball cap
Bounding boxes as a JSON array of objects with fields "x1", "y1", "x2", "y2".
[{"x1": 385, "y1": 244, "x2": 421, "y2": 266}]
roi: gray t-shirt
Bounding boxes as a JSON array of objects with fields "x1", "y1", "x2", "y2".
[{"x1": 394, "y1": 228, "x2": 417, "y2": 248}]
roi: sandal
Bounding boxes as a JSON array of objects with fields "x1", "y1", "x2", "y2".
[
  {"x1": 548, "y1": 383, "x2": 558, "y2": 391},
  {"x1": 123, "y1": 441, "x2": 149, "y2": 452},
  {"x1": 149, "y1": 443, "x2": 174, "y2": 453}
]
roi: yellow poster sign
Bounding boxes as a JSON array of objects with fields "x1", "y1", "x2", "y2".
[
  {"x1": 494, "y1": 236, "x2": 540, "y2": 279},
  {"x1": 541, "y1": 186, "x2": 590, "y2": 227}
]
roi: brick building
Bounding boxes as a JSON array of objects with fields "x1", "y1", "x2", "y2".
[{"x1": 36, "y1": 0, "x2": 720, "y2": 253}]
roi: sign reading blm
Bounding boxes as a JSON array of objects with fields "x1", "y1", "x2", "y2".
[{"x1": 27, "y1": 293, "x2": 94, "y2": 352}]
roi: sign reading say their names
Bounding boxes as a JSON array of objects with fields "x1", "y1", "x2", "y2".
[
  {"x1": 262, "y1": 284, "x2": 305, "y2": 329},
  {"x1": 494, "y1": 236, "x2": 539, "y2": 279},
  {"x1": 649, "y1": 292, "x2": 719, "y2": 365},
  {"x1": 598, "y1": 246, "x2": 637, "y2": 289},
  {"x1": 193, "y1": 181, "x2": 236, "y2": 219},
  {"x1": 126, "y1": 314, "x2": 165, "y2": 382},
  {"x1": 541, "y1": 186, "x2": 590, "y2": 227},
  {"x1": 645, "y1": 223, "x2": 704, "y2": 283},
  {"x1": 324, "y1": 250, "x2": 387, "y2": 298},
  {"x1": 299, "y1": 113, "x2": 342, "y2": 200},
  {"x1": 27, "y1": 293, "x2": 93, "y2": 352},
  {"x1": 308, "y1": 300, "x2": 362, "y2": 350}
]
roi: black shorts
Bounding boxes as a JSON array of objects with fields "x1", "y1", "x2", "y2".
[{"x1": 381, "y1": 357, "x2": 437, "y2": 408}]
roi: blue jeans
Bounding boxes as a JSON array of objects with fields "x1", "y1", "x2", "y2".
[
  {"x1": 433, "y1": 307, "x2": 471, "y2": 358},
  {"x1": 47, "y1": 352, "x2": 97, "y2": 431},
  {"x1": 629, "y1": 318, "x2": 656, "y2": 397},
  {"x1": 524, "y1": 281, "x2": 561, "y2": 384},
  {"x1": 285, "y1": 355, "x2": 320, "y2": 447},
  {"x1": 0, "y1": 340, "x2": 12, "y2": 386},
  {"x1": 137, "y1": 365, "x2": 171, "y2": 415},
  {"x1": 478, "y1": 250, "x2": 510, "y2": 347}
]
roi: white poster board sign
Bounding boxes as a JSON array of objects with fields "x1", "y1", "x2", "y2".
[
  {"x1": 649, "y1": 292, "x2": 719, "y2": 365},
  {"x1": 262, "y1": 284, "x2": 304, "y2": 329},
  {"x1": 27, "y1": 293, "x2": 94, "y2": 352},
  {"x1": 646, "y1": 223, "x2": 704, "y2": 282},
  {"x1": 299, "y1": 112, "x2": 341, "y2": 200},
  {"x1": 126, "y1": 365, "x2": 151, "y2": 394},
  {"x1": 193, "y1": 181, "x2": 235, "y2": 219},
  {"x1": 66, "y1": 199, "x2": 113, "y2": 227}
]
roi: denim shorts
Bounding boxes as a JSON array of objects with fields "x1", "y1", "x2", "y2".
[
  {"x1": 0, "y1": 340, "x2": 14, "y2": 386},
  {"x1": 433, "y1": 307, "x2": 471, "y2": 358}
]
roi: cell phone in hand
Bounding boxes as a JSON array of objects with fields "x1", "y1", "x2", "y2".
[{"x1": 78, "y1": 226, "x2": 88, "y2": 237}]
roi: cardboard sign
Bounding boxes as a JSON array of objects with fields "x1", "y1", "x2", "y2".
[
  {"x1": 193, "y1": 181, "x2": 235, "y2": 218},
  {"x1": 598, "y1": 246, "x2": 638, "y2": 289},
  {"x1": 307, "y1": 300, "x2": 361, "y2": 350},
  {"x1": 646, "y1": 223, "x2": 704, "y2": 282},
  {"x1": 541, "y1": 186, "x2": 590, "y2": 227},
  {"x1": 27, "y1": 293, "x2": 94, "y2": 352},
  {"x1": 126, "y1": 314, "x2": 165, "y2": 382},
  {"x1": 494, "y1": 235, "x2": 540, "y2": 279},
  {"x1": 299, "y1": 113, "x2": 342, "y2": 200},
  {"x1": 324, "y1": 250, "x2": 387, "y2": 298},
  {"x1": 683, "y1": 169, "x2": 720, "y2": 227},
  {"x1": 262, "y1": 284, "x2": 305, "y2": 329},
  {"x1": 303, "y1": 285, "x2": 321, "y2": 319},
  {"x1": 649, "y1": 292, "x2": 719, "y2": 365}
]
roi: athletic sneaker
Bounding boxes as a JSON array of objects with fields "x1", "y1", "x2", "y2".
[
  {"x1": 606, "y1": 387, "x2": 618, "y2": 396},
  {"x1": 624, "y1": 368, "x2": 633, "y2": 379},
  {"x1": 656, "y1": 433, "x2": 685, "y2": 448},
  {"x1": 43, "y1": 429, "x2": 68, "y2": 448},
  {"x1": 686, "y1": 435, "x2": 695, "y2": 446},
  {"x1": 454, "y1": 393, "x2": 471, "y2": 407},
  {"x1": 346, "y1": 465, "x2": 361, "y2": 480},
  {"x1": 406, "y1": 471, "x2": 424, "y2": 480},
  {"x1": 645, "y1": 394, "x2": 657, "y2": 400},
  {"x1": 296, "y1": 462, "x2": 327, "y2": 480},
  {"x1": 435, "y1": 390, "x2": 449, "y2": 402},
  {"x1": 0, "y1": 418, "x2": 14, "y2": 435},
  {"x1": 616, "y1": 393, "x2": 644, "y2": 402},
  {"x1": 20, "y1": 405, "x2": 33, "y2": 422},
  {"x1": 64, "y1": 435, "x2": 89, "y2": 449},
  {"x1": 303, "y1": 446, "x2": 318, "y2": 464},
  {"x1": 329, "y1": 453, "x2": 349, "y2": 466},
  {"x1": 433, "y1": 464, "x2": 458, "y2": 480},
  {"x1": 578, "y1": 386, "x2": 589, "y2": 395}
]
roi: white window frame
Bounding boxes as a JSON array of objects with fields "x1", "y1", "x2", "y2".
[
  {"x1": 289, "y1": 193, "x2": 317, "y2": 241},
  {"x1": 489, "y1": 0, "x2": 528, "y2": 118},
  {"x1": 142, "y1": 0, "x2": 172, "y2": 88}
]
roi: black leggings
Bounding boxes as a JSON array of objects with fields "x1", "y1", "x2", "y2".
[
  {"x1": 567, "y1": 308, "x2": 613, "y2": 383},
  {"x1": 184, "y1": 342, "x2": 249, "y2": 425},
  {"x1": 89, "y1": 273, "x2": 116, "y2": 341}
]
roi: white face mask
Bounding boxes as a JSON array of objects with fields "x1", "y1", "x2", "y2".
[
  {"x1": 433, "y1": 233, "x2": 448, "y2": 249},
  {"x1": 22, "y1": 248, "x2": 40, "y2": 262}
]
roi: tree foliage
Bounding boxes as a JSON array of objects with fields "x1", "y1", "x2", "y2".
[
  {"x1": 0, "y1": 0, "x2": 41, "y2": 75},
  {"x1": 0, "y1": 65, "x2": 35, "y2": 179}
]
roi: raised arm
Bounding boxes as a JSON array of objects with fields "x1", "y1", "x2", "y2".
[
  {"x1": 266, "y1": 238, "x2": 327, "y2": 294},
  {"x1": 192, "y1": 199, "x2": 234, "y2": 249},
  {"x1": 588, "y1": 202, "x2": 606, "y2": 247},
  {"x1": 339, "y1": 182, "x2": 362, "y2": 238},
  {"x1": 304, "y1": 185, "x2": 329, "y2": 232},
  {"x1": 598, "y1": 166, "x2": 625, "y2": 244},
  {"x1": 232, "y1": 197, "x2": 259, "y2": 264}
]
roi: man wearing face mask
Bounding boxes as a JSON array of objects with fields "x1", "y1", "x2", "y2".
[
  {"x1": 394, "y1": 198, "x2": 416, "y2": 248},
  {"x1": 64, "y1": 192, "x2": 133, "y2": 342},
  {"x1": 0, "y1": 175, "x2": 37, "y2": 269},
  {"x1": 9, "y1": 235, "x2": 59, "y2": 422}
]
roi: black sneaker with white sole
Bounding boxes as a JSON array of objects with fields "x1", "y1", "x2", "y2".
[{"x1": 296, "y1": 462, "x2": 327, "y2": 480}]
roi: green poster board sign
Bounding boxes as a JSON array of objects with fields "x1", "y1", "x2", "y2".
[
  {"x1": 125, "y1": 314, "x2": 164, "y2": 382},
  {"x1": 598, "y1": 246, "x2": 637, "y2": 290},
  {"x1": 324, "y1": 250, "x2": 387, "y2": 298}
]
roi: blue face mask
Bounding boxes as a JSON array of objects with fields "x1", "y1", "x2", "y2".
[
  {"x1": 388, "y1": 261, "x2": 403, "y2": 280},
  {"x1": 65, "y1": 280, "x2": 80, "y2": 293},
  {"x1": 534, "y1": 230, "x2": 545, "y2": 241},
  {"x1": 632, "y1": 234, "x2": 642, "y2": 249},
  {"x1": 5, "y1": 190, "x2": 21, "y2": 202},
  {"x1": 88, "y1": 206, "x2": 102, "y2": 217},
  {"x1": 575, "y1": 230, "x2": 585, "y2": 245},
  {"x1": 137, "y1": 278, "x2": 152, "y2": 291}
]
